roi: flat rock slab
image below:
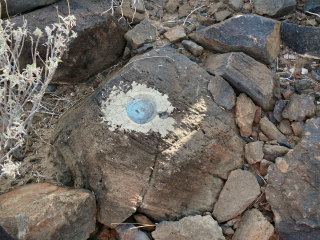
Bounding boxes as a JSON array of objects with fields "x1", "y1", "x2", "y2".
[
  {"x1": 152, "y1": 215, "x2": 225, "y2": 240},
  {"x1": 235, "y1": 93, "x2": 256, "y2": 137},
  {"x1": 0, "y1": 183, "x2": 96, "y2": 240},
  {"x1": 11, "y1": 0, "x2": 128, "y2": 83},
  {"x1": 232, "y1": 209, "x2": 274, "y2": 240},
  {"x1": 254, "y1": 0, "x2": 296, "y2": 17},
  {"x1": 213, "y1": 169, "x2": 261, "y2": 222},
  {"x1": 281, "y1": 23, "x2": 320, "y2": 58},
  {"x1": 189, "y1": 14, "x2": 281, "y2": 64},
  {"x1": 0, "y1": 0, "x2": 59, "y2": 18},
  {"x1": 266, "y1": 118, "x2": 320, "y2": 240},
  {"x1": 205, "y1": 52, "x2": 280, "y2": 110},
  {"x1": 51, "y1": 48, "x2": 244, "y2": 225}
]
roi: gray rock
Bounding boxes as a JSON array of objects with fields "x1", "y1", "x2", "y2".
[
  {"x1": 135, "y1": 0, "x2": 146, "y2": 13},
  {"x1": 260, "y1": 117, "x2": 286, "y2": 142},
  {"x1": 189, "y1": 14, "x2": 281, "y2": 64},
  {"x1": 229, "y1": 0, "x2": 244, "y2": 10},
  {"x1": 263, "y1": 144, "x2": 290, "y2": 161},
  {"x1": 235, "y1": 94, "x2": 256, "y2": 137},
  {"x1": 245, "y1": 141, "x2": 264, "y2": 164},
  {"x1": 278, "y1": 119, "x2": 293, "y2": 135},
  {"x1": 304, "y1": 0, "x2": 320, "y2": 13},
  {"x1": 273, "y1": 100, "x2": 287, "y2": 122},
  {"x1": 281, "y1": 23, "x2": 320, "y2": 58},
  {"x1": 213, "y1": 169, "x2": 261, "y2": 222},
  {"x1": 182, "y1": 40, "x2": 204, "y2": 57},
  {"x1": 152, "y1": 215, "x2": 225, "y2": 240},
  {"x1": 116, "y1": 224, "x2": 150, "y2": 240},
  {"x1": 51, "y1": 48, "x2": 244, "y2": 225},
  {"x1": 214, "y1": 10, "x2": 232, "y2": 22},
  {"x1": 208, "y1": 75, "x2": 236, "y2": 110},
  {"x1": 164, "y1": 26, "x2": 186, "y2": 42},
  {"x1": 0, "y1": 0, "x2": 59, "y2": 18},
  {"x1": 282, "y1": 94, "x2": 316, "y2": 121},
  {"x1": 205, "y1": 52, "x2": 280, "y2": 110},
  {"x1": 125, "y1": 19, "x2": 158, "y2": 49},
  {"x1": 11, "y1": 0, "x2": 128, "y2": 83},
  {"x1": 232, "y1": 209, "x2": 274, "y2": 240},
  {"x1": 266, "y1": 118, "x2": 320, "y2": 239},
  {"x1": 254, "y1": 0, "x2": 296, "y2": 17},
  {"x1": 164, "y1": 0, "x2": 179, "y2": 14},
  {"x1": 0, "y1": 183, "x2": 96, "y2": 240}
]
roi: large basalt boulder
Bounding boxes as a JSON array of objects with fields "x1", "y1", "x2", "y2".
[
  {"x1": 0, "y1": 183, "x2": 96, "y2": 240},
  {"x1": 51, "y1": 48, "x2": 245, "y2": 225},
  {"x1": 266, "y1": 118, "x2": 320, "y2": 240},
  {"x1": 11, "y1": 0, "x2": 128, "y2": 83},
  {"x1": 189, "y1": 14, "x2": 281, "y2": 64},
  {"x1": 0, "y1": 0, "x2": 60, "y2": 18}
]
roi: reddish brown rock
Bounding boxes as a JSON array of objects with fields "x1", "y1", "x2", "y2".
[
  {"x1": 291, "y1": 121, "x2": 304, "y2": 136},
  {"x1": 0, "y1": 183, "x2": 96, "y2": 240},
  {"x1": 235, "y1": 94, "x2": 256, "y2": 137}
]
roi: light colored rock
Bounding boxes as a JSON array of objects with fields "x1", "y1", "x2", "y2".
[
  {"x1": 165, "y1": 0, "x2": 179, "y2": 14},
  {"x1": 152, "y1": 215, "x2": 225, "y2": 240},
  {"x1": 279, "y1": 119, "x2": 293, "y2": 135},
  {"x1": 116, "y1": 224, "x2": 150, "y2": 240},
  {"x1": 205, "y1": 52, "x2": 281, "y2": 111},
  {"x1": 259, "y1": 132, "x2": 269, "y2": 141},
  {"x1": 260, "y1": 117, "x2": 286, "y2": 142},
  {"x1": 213, "y1": 170, "x2": 261, "y2": 222},
  {"x1": 215, "y1": 10, "x2": 232, "y2": 22},
  {"x1": 282, "y1": 94, "x2": 316, "y2": 122},
  {"x1": 116, "y1": 0, "x2": 147, "y2": 24},
  {"x1": 291, "y1": 121, "x2": 304, "y2": 136},
  {"x1": 164, "y1": 26, "x2": 186, "y2": 42},
  {"x1": 133, "y1": 214, "x2": 155, "y2": 232},
  {"x1": 232, "y1": 209, "x2": 274, "y2": 240},
  {"x1": 229, "y1": 0, "x2": 244, "y2": 9},
  {"x1": 254, "y1": 0, "x2": 296, "y2": 17},
  {"x1": 182, "y1": 40, "x2": 204, "y2": 57},
  {"x1": 208, "y1": 75, "x2": 236, "y2": 110},
  {"x1": 235, "y1": 94, "x2": 256, "y2": 137},
  {"x1": 263, "y1": 144, "x2": 290, "y2": 161},
  {"x1": 125, "y1": 19, "x2": 158, "y2": 49},
  {"x1": 245, "y1": 141, "x2": 264, "y2": 164},
  {"x1": 0, "y1": 183, "x2": 96, "y2": 240}
]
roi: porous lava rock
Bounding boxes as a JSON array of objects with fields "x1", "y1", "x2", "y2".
[
  {"x1": 51, "y1": 48, "x2": 245, "y2": 225},
  {"x1": 266, "y1": 118, "x2": 320, "y2": 240},
  {"x1": 11, "y1": 0, "x2": 128, "y2": 83}
]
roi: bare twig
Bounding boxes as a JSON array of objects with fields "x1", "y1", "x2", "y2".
[{"x1": 183, "y1": 5, "x2": 205, "y2": 25}]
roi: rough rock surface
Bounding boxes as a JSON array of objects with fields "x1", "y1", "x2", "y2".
[
  {"x1": 304, "y1": 0, "x2": 320, "y2": 13},
  {"x1": 282, "y1": 94, "x2": 316, "y2": 121},
  {"x1": 213, "y1": 169, "x2": 261, "y2": 222},
  {"x1": 152, "y1": 215, "x2": 225, "y2": 240},
  {"x1": 206, "y1": 52, "x2": 280, "y2": 110},
  {"x1": 208, "y1": 75, "x2": 236, "y2": 110},
  {"x1": 0, "y1": 0, "x2": 59, "y2": 18},
  {"x1": 164, "y1": 26, "x2": 186, "y2": 42},
  {"x1": 189, "y1": 14, "x2": 281, "y2": 64},
  {"x1": 51, "y1": 48, "x2": 244, "y2": 225},
  {"x1": 0, "y1": 183, "x2": 96, "y2": 240},
  {"x1": 281, "y1": 23, "x2": 320, "y2": 58},
  {"x1": 266, "y1": 118, "x2": 320, "y2": 240},
  {"x1": 182, "y1": 40, "x2": 204, "y2": 57},
  {"x1": 263, "y1": 144, "x2": 290, "y2": 161},
  {"x1": 260, "y1": 117, "x2": 286, "y2": 142},
  {"x1": 232, "y1": 209, "x2": 274, "y2": 240},
  {"x1": 11, "y1": 0, "x2": 128, "y2": 83},
  {"x1": 235, "y1": 94, "x2": 256, "y2": 137},
  {"x1": 124, "y1": 19, "x2": 157, "y2": 49},
  {"x1": 245, "y1": 141, "x2": 264, "y2": 164},
  {"x1": 254, "y1": 0, "x2": 296, "y2": 17}
]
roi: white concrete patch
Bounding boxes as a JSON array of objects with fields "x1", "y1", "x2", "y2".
[{"x1": 101, "y1": 82, "x2": 176, "y2": 137}]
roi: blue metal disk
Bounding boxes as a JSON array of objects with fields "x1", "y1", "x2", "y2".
[{"x1": 127, "y1": 98, "x2": 157, "y2": 124}]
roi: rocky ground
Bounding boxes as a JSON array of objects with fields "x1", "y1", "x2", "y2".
[{"x1": 0, "y1": 0, "x2": 320, "y2": 240}]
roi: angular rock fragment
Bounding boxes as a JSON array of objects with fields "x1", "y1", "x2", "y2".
[
  {"x1": 232, "y1": 209, "x2": 274, "y2": 240},
  {"x1": 304, "y1": 0, "x2": 320, "y2": 13},
  {"x1": 164, "y1": 26, "x2": 186, "y2": 42},
  {"x1": 273, "y1": 100, "x2": 287, "y2": 122},
  {"x1": 266, "y1": 118, "x2": 320, "y2": 240},
  {"x1": 11, "y1": 0, "x2": 128, "y2": 83},
  {"x1": 282, "y1": 94, "x2": 316, "y2": 122},
  {"x1": 189, "y1": 14, "x2": 281, "y2": 64},
  {"x1": 291, "y1": 121, "x2": 304, "y2": 136},
  {"x1": 182, "y1": 40, "x2": 204, "y2": 57},
  {"x1": 208, "y1": 75, "x2": 236, "y2": 110},
  {"x1": 254, "y1": 0, "x2": 296, "y2": 17},
  {"x1": 245, "y1": 141, "x2": 264, "y2": 164},
  {"x1": 213, "y1": 169, "x2": 261, "y2": 222},
  {"x1": 125, "y1": 19, "x2": 158, "y2": 49},
  {"x1": 278, "y1": 119, "x2": 293, "y2": 135},
  {"x1": 152, "y1": 215, "x2": 225, "y2": 240},
  {"x1": 0, "y1": 183, "x2": 96, "y2": 240},
  {"x1": 235, "y1": 94, "x2": 256, "y2": 137},
  {"x1": 263, "y1": 144, "x2": 290, "y2": 161},
  {"x1": 51, "y1": 48, "x2": 244, "y2": 225},
  {"x1": 281, "y1": 23, "x2": 320, "y2": 58},
  {"x1": 206, "y1": 52, "x2": 280, "y2": 110},
  {"x1": 260, "y1": 117, "x2": 286, "y2": 142}
]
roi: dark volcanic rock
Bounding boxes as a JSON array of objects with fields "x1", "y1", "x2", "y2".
[
  {"x1": 189, "y1": 14, "x2": 281, "y2": 64},
  {"x1": 0, "y1": 0, "x2": 59, "y2": 18},
  {"x1": 304, "y1": 0, "x2": 320, "y2": 13},
  {"x1": 11, "y1": 0, "x2": 128, "y2": 83},
  {"x1": 0, "y1": 183, "x2": 96, "y2": 240},
  {"x1": 205, "y1": 52, "x2": 281, "y2": 110},
  {"x1": 254, "y1": 0, "x2": 296, "y2": 17},
  {"x1": 51, "y1": 48, "x2": 244, "y2": 225},
  {"x1": 266, "y1": 118, "x2": 320, "y2": 240},
  {"x1": 281, "y1": 23, "x2": 320, "y2": 58}
]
